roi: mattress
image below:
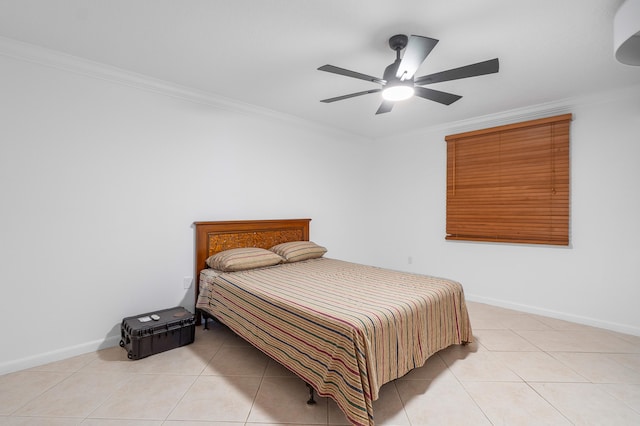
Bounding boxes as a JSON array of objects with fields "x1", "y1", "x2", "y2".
[{"x1": 197, "y1": 257, "x2": 472, "y2": 426}]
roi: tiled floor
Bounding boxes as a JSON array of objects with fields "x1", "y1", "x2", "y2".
[{"x1": 1, "y1": 302, "x2": 640, "y2": 425}]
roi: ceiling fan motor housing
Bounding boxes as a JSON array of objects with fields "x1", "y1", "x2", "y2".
[{"x1": 388, "y1": 34, "x2": 409, "y2": 52}]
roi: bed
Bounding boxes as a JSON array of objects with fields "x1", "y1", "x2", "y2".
[{"x1": 194, "y1": 219, "x2": 472, "y2": 426}]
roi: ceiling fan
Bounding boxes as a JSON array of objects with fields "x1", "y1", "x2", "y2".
[{"x1": 318, "y1": 34, "x2": 499, "y2": 114}]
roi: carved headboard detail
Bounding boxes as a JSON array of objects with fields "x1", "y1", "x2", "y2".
[{"x1": 206, "y1": 229, "x2": 306, "y2": 258}]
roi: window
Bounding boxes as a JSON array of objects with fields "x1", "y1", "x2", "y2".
[{"x1": 445, "y1": 114, "x2": 572, "y2": 245}]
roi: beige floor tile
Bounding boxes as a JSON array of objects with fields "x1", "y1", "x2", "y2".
[
  {"x1": 163, "y1": 422, "x2": 242, "y2": 426},
  {"x1": 369, "y1": 382, "x2": 410, "y2": 425},
  {"x1": 472, "y1": 314, "x2": 552, "y2": 331},
  {"x1": 398, "y1": 352, "x2": 452, "y2": 381},
  {"x1": 28, "y1": 352, "x2": 99, "y2": 373},
  {"x1": 435, "y1": 338, "x2": 484, "y2": 361},
  {"x1": 466, "y1": 303, "x2": 549, "y2": 330},
  {"x1": 167, "y1": 375, "x2": 261, "y2": 422},
  {"x1": 327, "y1": 382, "x2": 413, "y2": 425},
  {"x1": 211, "y1": 326, "x2": 254, "y2": 348},
  {"x1": 440, "y1": 347, "x2": 522, "y2": 382},
  {"x1": 609, "y1": 353, "x2": 640, "y2": 373},
  {"x1": 464, "y1": 382, "x2": 571, "y2": 425},
  {"x1": 128, "y1": 344, "x2": 220, "y2": 375},
  {"x1": 600, "y1": 383, "x2": 640, "y2": 412},
  {"x1": 247, "y1": 376, "x2": 328, "y2": 424},
  {"x1": 81, "y1": 420, "x2": 163, "y2": 425},
  {"x1": 327, "y1": 398, "x2": 352, "y2": 425},
  {"x1": 493, "y1": 351, "x2": 588, "y2": 383},
  {"x1": 13, "y1": 372, "x2": 131, "y2": 418},
  {"x1": 466, "y1": 302, "x2": 518, "y2": 319},
  {"x1": 193, "y1": 322, "x2": 237, "y2": 346},
  {"x1": 530, "y1": 315, "x2": 597, "y2": 331},
  {"x1": 88, "y1": 374, "x2": 196, "y2": 420},
  {"x1": 248, "y1": 424, "x2": 326, "y2": 426},
  {"x1": 517, "y1": 329, "x2": 640, "y2": 353},
  {"x1": 502, "y1": 314, "x2": 553, "y2": 331},
  {"x1": 551, "y1": 352, "x2": 640, "y2": 383},
  {"x1": 511, "y1": 330, "x2": 574, "y2": 352},
  {"x1": 222, "y1": 336, "x2": 254, "y2": 347},
  {"x1": 0, "y1": 370, "x2": 69, "y2": 415},
  {"x1": 569, "y1": 329, "x2": 640, "y2": 353},
  {"x1": 474, "y1": 329, "x2": 540, "y2": 351},
  {"x1": 78, "y1": 347, "x2": 137, "y2": 374},
  {"x1": 469, "y1": 317, "x2": 506, "y2": 330},
  {"x1": 202, "y1": 345, "x2": 270, "y2": 376},
  {"x1": 531, "y1": 382, "x2": 640, "y2": 425},
  {"x1": 395, "y1": 375, "x2": 491, "y2": 425},
  {"x1": 0, "y1": 416, "x2": 82, "y2": 425},
  {"x1": 614, "y1": 332, "x2": 640, "y2": 348},
  {"x1": 263, "y1": 359, "x2": 297, "y2": 377}
]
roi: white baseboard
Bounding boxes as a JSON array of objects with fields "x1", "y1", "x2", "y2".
[
  {"x1": 466, "y1": 294, "x2": 640, "y2": 337},
  {"x1": 0, "y1": 334, "x2": 121, "y2": 375}
]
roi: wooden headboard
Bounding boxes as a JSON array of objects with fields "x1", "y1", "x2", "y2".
[{"x1": 193, "y1": 218, "x2": 311, "y2": 321}]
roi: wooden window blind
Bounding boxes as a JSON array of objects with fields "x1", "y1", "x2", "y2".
[{"x1": 445, "y1": 113, "x2": 572, "y2": 245}]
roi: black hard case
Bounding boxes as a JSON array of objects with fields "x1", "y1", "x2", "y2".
[{"x1": 120, "y1": 306, "x2": 195, "y2": 360}]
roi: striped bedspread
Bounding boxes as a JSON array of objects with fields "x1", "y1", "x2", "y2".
[{"x1": 197, "y1": 258, "x2": 472, "y2": 426}]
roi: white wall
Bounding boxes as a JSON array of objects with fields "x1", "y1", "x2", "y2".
[
  {"x1": 369, "y1": 87, "x2": 640, "y2": 336},
  {"x1": 0, "y1": 51, "x2": 375, "y2": 373}
]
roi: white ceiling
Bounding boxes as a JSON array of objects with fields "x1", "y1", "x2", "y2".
[{"x1": 1, "y1": 0, "x2": 638, "y2": 139}]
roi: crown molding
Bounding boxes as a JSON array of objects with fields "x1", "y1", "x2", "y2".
[
  {"x1": 0, "y1": 36, "x2": 222, "y2": 104},
  {"x1": 393, "y1": 83, "x2": 640, "y2": 140},
  {"x1": 0, "y1": 36, "x2": 365, "y2": 142}
]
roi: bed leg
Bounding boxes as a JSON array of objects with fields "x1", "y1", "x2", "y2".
[
  {"x1": 306, "y1": 383, "x2": 316, "y2": 405},
  {"x1": 200, "y1": 310, "x2": 209, "y2": 330}
]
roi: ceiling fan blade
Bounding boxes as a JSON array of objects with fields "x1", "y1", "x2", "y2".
[
  {"x1": 375, "y1": 100, "x2": 394, "y2": 114},
  {"x1": 396, "y1": 35, "x2": 439, "y2": 80},
  {"x1": 414, "y1": 58, "x2": 499, "y2": 85},
  {"x1": 318, "y1": 65, "x2": 385, "y2": 85},
  {"x1": 414, "y1": 87, "x2": 462, "y2": 105},
  {"x1": 320, "y1": 88, "x2": 381, "y2": 103}
]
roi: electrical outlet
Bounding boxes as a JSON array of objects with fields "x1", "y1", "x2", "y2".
[
  {"x1": 183, "y1": 276, "x2": 193, "y2": 289},
  {"x1": 408, "y1": 256, "x2": 413, "y2": 264}
]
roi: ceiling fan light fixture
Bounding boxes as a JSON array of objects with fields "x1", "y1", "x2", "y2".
[{"x1": 382, "y1": 83, "x2": 414, "y2": 101}]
